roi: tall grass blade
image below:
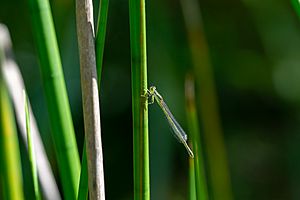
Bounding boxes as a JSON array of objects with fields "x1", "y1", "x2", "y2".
[
  {"x1": 188, "y1": 157, "x2": 196, "y2": 200},
  {"x1": 185, "y1": 74, "x2": 208, "y2": 200},
  {"x1": 0, "y1": 24, "x2": 61, "y2": 200},
  {"x1": 129, "y1": 0, "x2": 150, "y2": 199},
  {"x1": 77, "y1": 143, "x2": 88, "y2": 200},
  {"x1": 76, "y1": 0, "x2": 105, "y2": 199},
  {"x1": 180, "y1": 1, "x2": 233, "y2": 199},
  {"x1": 291, "y1": 0, "x2": 300, "y2": 20},
  {"x1": 27, "y1": 0, "x2": 81, "y2": 198},
  {"x1": 96, "y1": 0, "x2": 109, "y2": 87},
  {"x1": 24, "y1": 90, "x2": 41, "y2": 200},
  {"x1": 0, "y1": 47, "x2": 24, "y2": 200}
]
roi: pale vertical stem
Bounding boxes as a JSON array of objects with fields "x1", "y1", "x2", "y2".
[{"x1": 76, "y1": 0, "x2": 105, "y2": 199}]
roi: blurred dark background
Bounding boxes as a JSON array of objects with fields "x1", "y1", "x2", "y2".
[{"x1": 1, "y1": 0, "x2": 300, "y2": 199}]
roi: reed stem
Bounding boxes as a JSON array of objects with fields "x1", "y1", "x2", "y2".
[
  {"x1": 96, "y1": 0, "x2": 109, "y2": 87},
  {"x1": 0, "y1": 48, "x2": 24, "y2": 200},
  {"x1": 24, "y1": 91, "x2": 41, "y2": 200},
  {"x1": 27, "y1": 0, "x2": 81, "y2": 198},
  {"x1": 180, "y1": 1, "x2": 233, "y2": 199},
  {"x1": 77, "y1": 142, "x2": 88, "y2": 200},
  {"x1": 0, "y1": 24, "x2": 61, "y2": 200},
  {"x1": 76, "y1": 0, "x2": 105, "y2": 198},
  {"x1": 129, "y1": 0, "x2": 150, "y2": 199},
  {"x1": 77, "y1": 0, "x2": 109, "y2": 197},
  {"x1": 186, "y1": 75, "x2": 208, "y2": 200}
]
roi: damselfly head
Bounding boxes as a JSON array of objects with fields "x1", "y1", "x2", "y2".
[{"x1": 149, "y1": 86, "x2": 156, "y2": 94}]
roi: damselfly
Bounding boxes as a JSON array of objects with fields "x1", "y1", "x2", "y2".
[{"x1": 145, "y1": 86, "x2": 194, "y2": 158}]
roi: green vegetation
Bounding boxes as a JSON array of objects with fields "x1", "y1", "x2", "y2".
[
  {"x1": 292, "y1": 0, "x2": 300, "y2": 19},
  {"x1": 185, "y1": 75, "x2": 208, "y2": 200},
  {"x1": 77, "y1": 143, "x2": 88, "y2": 200},
  {"x1": 180, "y1": 0, "x2": 232, "y2": 199},
  {"x1": 96, "y1": 0, "x2": 109, "y2": 87},
  {"x1": 0, "y1": 49, "x2": 24, "y2": 200},
  {"x1": 27, "y1": 0, "x2": 80, "y2": 198},
  {"x1": 24, "y1": 91, "x2": 41, "y2": 200},
  {"x1": 1, "y1": 0, "x2": 300, "y2": 199},
  {"x1": 129, "y1": 0, "x2": 150, "y2": 199}
]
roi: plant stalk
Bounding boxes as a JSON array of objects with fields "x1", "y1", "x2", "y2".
[
  {"x1": 77, "y1": 142, "x2": 88, "y2": 200},
  {"x1": 129, "y1": 0, "x2": 150, "y2": 199},
  {"x1": 76, "y1": 0, "x2": 105, "y2": 199},
  {"x1": 0, "y1": 24, "x2": 61, "y2": 200},
  {"x1": 180, "y1": 0, "x2": 233, "y2": 199},
  {"x1": 27, "y1": 0, "x2": 81, "y2": 198},
  {"x1": 291, "y1": 0, "x2": 300, "y2": 20},
  {"x1": 24, "y1": 91, "x2": 41, "y2": 200},
  {"x1": 96, "y1": 0, "x2": 109, "y2": 87},
  {"x1": 185, "y1": 74, "x2": 208, "y2": 200},
  {"x1": 188, "y1": 156, "x2": 197, "y2": 200},
  {"x1": 0, "y1": 47, "x2": 24, "y2": 200},
  {"x1": 77, "y1": 0, "x2": 109, "y2": 198}
]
